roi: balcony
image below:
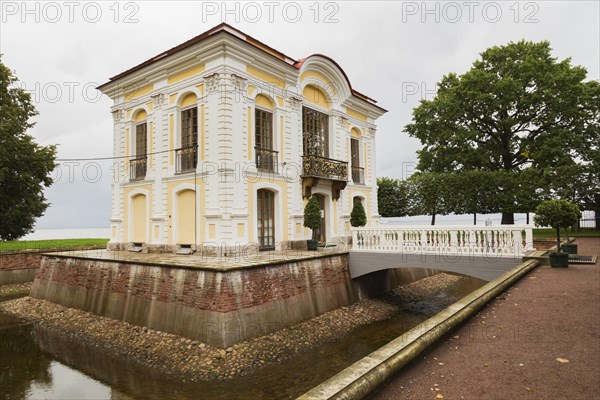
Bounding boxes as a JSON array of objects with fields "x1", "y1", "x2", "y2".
[
  {"x1": 301, "y1": 154, "x2": 348, "y2": 200},
  {"x1": 351, "y1": 166, "x2": 365, "y2": 184},
  {"x1": 176, "y1": 146, "x2": 197, "y2": 173},
  {"x1": 129, "y1": 157, "x2": 147, "y2": 181},
  {"x1": 255, "y1": 146, "x2": 279, "y2": 174},
  {"x1": 302, "y1": 154, "x2": 348, "y2": 181}
]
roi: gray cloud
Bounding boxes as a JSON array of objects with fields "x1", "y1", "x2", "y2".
[{"x1": 2, "y1": 1, "x2": 598, "y2": 229}]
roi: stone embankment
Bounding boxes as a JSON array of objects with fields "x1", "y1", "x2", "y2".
[{"x1": 1, "y1": 273, "x2": 466, "y2": 381}]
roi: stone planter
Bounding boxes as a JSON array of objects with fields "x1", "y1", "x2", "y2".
[
  {"x1": 549, "y1": 252, "x2": 569, "y2": 268},
  {"x1": 561, "y1": 243, "x2": 578, "y2": 254}
]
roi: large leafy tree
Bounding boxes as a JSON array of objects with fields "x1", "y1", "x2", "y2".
[
  {"x1": 406, "y1": 40, "x2": 599, "y2": 224},
  {"x1": 449, "y1": 170, "x2": 505, "y2": 225},
  {"x1": 0, "y1": 57, "x2": 56, "y2": 240}
]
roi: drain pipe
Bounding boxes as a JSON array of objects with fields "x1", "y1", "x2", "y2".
[{"x1": 298, "y1": 259, "x2": 540, "y2": 400}]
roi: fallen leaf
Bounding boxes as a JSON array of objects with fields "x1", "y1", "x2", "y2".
[
  {"x1": 436, "y1": 395, "x2": 444, "y2": 399},
  {"x1": 525, "y1": 387, "x2": 533, "y2": 392},
  {"x1": 556, "y1": 358, "x2": 570, "y2": 363},
  {"x1": 453, "y1": 335, "x2": 460, "y2": 339},
  {"x1": 519, "y1": 363, "x2": 525, "y2": 367},
  {"x1": 439, "y1": 362, "x2": 445, "y2": 366}
]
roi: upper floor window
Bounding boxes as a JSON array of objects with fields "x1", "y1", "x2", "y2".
[
  {"x1": 131, "y1": 121, "x2": 147, "y2": 180},
  {"x1": 255, "y1": 108, "x2": 277, "y2": 173},
  {"x1": 350, "y1": 138, "x2": 364, "y2": 184},
  {"x1": 177, "y1": 106, "x2": 198, "y2": 173},
  {"x1": 302, "y1": 107, "x2": 329, "y2": 158}
]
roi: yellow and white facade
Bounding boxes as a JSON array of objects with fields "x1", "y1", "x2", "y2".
[{"x1": 99, "y1": 23, "x2": 386, "y2": 254}]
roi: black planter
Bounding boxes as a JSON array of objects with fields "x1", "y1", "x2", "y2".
[
  {"x1": 307, "y1": 240, "x2": 318, "y2": 251},
  {"x1": 561, "y1": 243, "x2": 578, "y2": 254},
  {"x1": 549, "y1": 252, "x2": 569, "y2": 268}
]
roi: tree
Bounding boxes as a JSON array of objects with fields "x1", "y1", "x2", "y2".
[
  {"x1": 376, "y1": 177, "x2": 410, "y2": 217},
  {"x1": 350, "y1": 201, "x2": 367, "y2": 227},
  {"x1": 0, "y1": 57, "x2": 56, "y2": 240},
  {"x1": 303, "y1": 196, "x2": 322, "y2": 241},
  {"x1": 407, "y1": 172, "x2": 451, "y2": 225},
  {"x1": 534, "y1": 200, "x2": 581, "y2": 252},
  {"x1": 406, "y1": 40, "x2": 599, "y2": 224}
]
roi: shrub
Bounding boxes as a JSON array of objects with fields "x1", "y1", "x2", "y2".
[
  {"x1": 350, "y1": 201, "x2": 367, "y2": 227},
  {"x1": 303, "y1": 196, "x2": 322, "y2": 241}
]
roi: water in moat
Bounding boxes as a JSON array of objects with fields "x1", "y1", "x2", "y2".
[{"x1": 0, "y1": 275, "x2": 485, "y2": 400}]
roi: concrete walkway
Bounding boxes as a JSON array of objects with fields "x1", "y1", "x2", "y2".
[{"x1": 369, "y1": 237, "x2": 600, "y2": 400}]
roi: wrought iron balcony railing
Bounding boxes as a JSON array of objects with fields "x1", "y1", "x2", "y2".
[
  {"x1": 302, "y1": 154, "x2": 348, "y2": 181},
  {"x1": 255, "y1": 146, "x2": 279, "y2": 174},
  {"x1": 176, "y1": 146, "x2": 198, "y2": 173},
  {"x1": 129, "y1": 157, "x2": 147, "y2": 180},
  {"x1": 351, "y1": 166, "x2": 365, "y2": 184}
]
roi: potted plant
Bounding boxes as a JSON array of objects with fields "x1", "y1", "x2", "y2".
[
  {"x1": 533, "y1": 200, "x2": 581, "y2": 268},
  {"x1": 561, "y1": 225, "x2": 578, "y2": 254},
  {"x1": 303, "y1": 196, "x2": 322, "y2": 251}
]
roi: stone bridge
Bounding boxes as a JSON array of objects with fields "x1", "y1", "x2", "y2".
[{"x1": 349, "y1": 225, "x2": 534, "y2": 282}]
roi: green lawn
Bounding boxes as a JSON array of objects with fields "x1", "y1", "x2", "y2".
[
  {"x1": 533, "y1": 228, "x2": 600, "y2": 238},
  {"x1": 0, "y1": 238, "x2": 109, "y2": 252}
]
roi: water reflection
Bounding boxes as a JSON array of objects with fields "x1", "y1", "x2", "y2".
[
  {"x1": 0, "y1": 313, "x2": 52, "y2": 400},
  {"x1": 0, "y1": 274, "x2": 484, "y2": 400}
]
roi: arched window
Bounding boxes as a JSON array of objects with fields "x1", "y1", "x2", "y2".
[{"x1": 257, "y1": 189, "x2": 275, "y2": 250}]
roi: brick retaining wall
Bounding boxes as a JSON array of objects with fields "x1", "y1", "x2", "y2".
[
  {"x1": 0, "y1": 247, "x2": 105, "y2": 285},
  {"x1": 30, "y1": 253, "x2": 357, "y2": 347}
]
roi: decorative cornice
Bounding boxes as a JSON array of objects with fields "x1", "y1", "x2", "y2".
[
  {"x1": 288, "y1": 95, "x2": 303, "y2": 111},
  {"x1": 151, "y1": 92, "x2": 165, "y2": 109},
  {"x1": 230, "y1": 73, "x2": 248, "y2": 91},
  {"x1": 205, "y1": 72, "x2": 221, "y2": 92},
  {"x1": 112, "y1": 109, "x2": 124, "y2": 123}
]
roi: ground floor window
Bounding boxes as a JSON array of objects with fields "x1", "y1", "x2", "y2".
[{"x1": 257, "y1": 189, "x2": 275, "y2": 250}]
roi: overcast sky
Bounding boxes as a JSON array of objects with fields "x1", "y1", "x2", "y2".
[{"x1": 1, "y1": 1, "x2": 598, "y2": 229}]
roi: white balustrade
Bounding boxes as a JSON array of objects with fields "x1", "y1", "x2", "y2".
[{"x1": 351, "y1": 225, "x2": 535, "y2": 257}]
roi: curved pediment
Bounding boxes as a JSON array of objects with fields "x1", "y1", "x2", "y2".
[{"x1": 297, "y1": 54, "x2": 353, "y2": 106}]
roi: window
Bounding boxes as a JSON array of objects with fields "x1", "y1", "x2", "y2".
[
  {"x1": 302, "y1": 107, "x2": 329, "y2": 158},
  {"x1": 350, "y1": 138, "x2": 364, "y2": 184},
  {"x1": 136, "y1": 123, "x2": 147, "y2": 157},
  {"x1": 131, "y1": 122, "x2": 147, "y2": 180},
  {"x1": 257, "y1": 189, "x2": 275, "y2": 250},
  {"x1": 177, "y1": 107, "x2": 198, "y2": 172},
  {"x1": 255, "y1": 109, "x2": 277, "y2": 172}
]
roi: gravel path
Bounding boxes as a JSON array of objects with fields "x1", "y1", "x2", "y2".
[
  {"x1": 370, "y1": 237, "x2": 600, "y2": 400},
  {"x1": 0, "y1": 272, "x2": 464, "y2": 382}
]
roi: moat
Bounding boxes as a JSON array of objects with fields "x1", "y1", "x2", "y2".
[{"x1": 0, "y1": 273, "x2": 485, "y2": 400}]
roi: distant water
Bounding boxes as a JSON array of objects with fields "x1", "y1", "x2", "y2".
[
  {"x1": 21, "y1": 228, "x2": 110, "y2": 241},
  {"x1": 381, "y1": 213, "x2": 531, "y2": 226}
]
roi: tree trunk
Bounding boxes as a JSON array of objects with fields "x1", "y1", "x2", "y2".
[
  {"x1": 501, "y1": 211, "x2": 515, "y2": 225},
  {"x1": 473, "y1": 213, "x2": 477, "y2": 225},
  {"x1": 556, "y1": 227, "x2": 561, "y2": 253},
  {"x1": 526, "y1": 212, "x2": 530, "y2": 225},
  {"x1": 431, "y1": 213, "x2": 436, "y2": 225}
]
